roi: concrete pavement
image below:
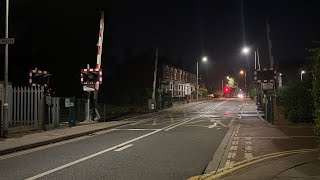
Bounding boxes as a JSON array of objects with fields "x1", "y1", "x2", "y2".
[{"x1": 189, "y1": 99, "x2": 319, "y2": 180}]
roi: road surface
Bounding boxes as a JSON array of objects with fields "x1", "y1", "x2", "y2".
[{"x1": 0, "y1": 98, "x2": 244, "y2": 180}]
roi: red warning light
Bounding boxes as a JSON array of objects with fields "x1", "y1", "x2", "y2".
[{"x1": 224, "y1": 86, "x2": 230, "y2": 93}]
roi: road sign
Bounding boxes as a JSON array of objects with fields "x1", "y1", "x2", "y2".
[
  {"x1": 65, "y1": 99, "x2": 70, "y2": 107},
  {"x1": 0, "y1": 38, "x2": 14, "y2": 44}
]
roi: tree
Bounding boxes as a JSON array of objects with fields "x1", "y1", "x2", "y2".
[
  {"x1": 227, "y1": 77, "x2": 236, "y2": 88},
  {"x1": 310, "y1": 48, "x2": 320, "y2": 152}
]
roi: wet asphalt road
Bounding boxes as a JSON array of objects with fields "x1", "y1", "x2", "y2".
[{"x1": 0, "y1": 98, "x2": 244, "y2": 180}]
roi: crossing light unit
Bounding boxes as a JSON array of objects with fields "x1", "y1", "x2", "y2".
[
  {"x1": 224, "y1": 85, "x2": 230, "y2": 94},
  {"x1": 29, "y1": 68, "x2": 51, "y2": 87},
  {"x1": 81, "y1": 68, "x2": 102, "y2": 91}
]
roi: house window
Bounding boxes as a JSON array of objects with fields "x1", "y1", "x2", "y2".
[
  {"x1": 174, "y1": 69, "x2": 177, "y2": 80},
  {"x1": 170, "y1": 83, "x2": 173, "y2": 89}
]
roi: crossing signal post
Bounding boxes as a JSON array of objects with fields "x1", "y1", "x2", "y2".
[{"x1": 81, "y1": 66, "x2": 102, "y2": 121}]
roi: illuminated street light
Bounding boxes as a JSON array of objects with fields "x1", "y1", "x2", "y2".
[
  {"x1": 241, "y1": 46, "x2": 260, "y2": 70},
  {"x1": 197, "y1": 56, "x2": 208, "y2": 101},
  {"x1": 202, "y1": 56, "x2": 208, "y2": 62},
  {"x1": 240, "y1": 70, "x2": 247, "y2": 97},
  {"x1": 242, "y1": 47, "x2": 250, "y2": 54},
  {"x1": 301, "y1": 70, "x2": 305, "y2": 82}
]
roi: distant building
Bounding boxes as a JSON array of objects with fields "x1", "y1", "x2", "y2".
[{"x1": 159, "y1": 63, "x2": 196, "y2": 99}]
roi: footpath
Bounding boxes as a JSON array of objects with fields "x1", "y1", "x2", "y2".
[
  {"x1": 0, "y1": 100, "x2": 208, "y2": 156},
  {"x1": 190, "y1": 100, "x2": 319, "y2": 180}
]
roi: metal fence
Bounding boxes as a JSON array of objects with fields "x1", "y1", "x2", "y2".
[
  {"x1": 57, "y1": 98, "x2": 106, "y2": 124},
  {"x1": 10, "y1": 86, "x2": 44, "y2": 127}
]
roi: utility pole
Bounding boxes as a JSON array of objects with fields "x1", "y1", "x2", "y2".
[
  {"x1": 266, "y1": 19, "x2": 274, "y2": 69},
  {"x1": 2, "y1": 0, "x2": 10, "y2": 137},
  {"x1": 266, "y1": 18, "x2": 276, "y2": 124},
  {"x1": 196, "y1": 62, "x2": 199, "y2": 101},
  {"x1": 221, "y1": 78, "x2": 223, "y2": 92},
  {"x1": 152, "y1": 48, "x2": 158, "y2": 99}
]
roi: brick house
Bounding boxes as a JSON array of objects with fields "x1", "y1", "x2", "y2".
[{"x1": 159, "y1": 63, "x2": 196, "y2": 100}]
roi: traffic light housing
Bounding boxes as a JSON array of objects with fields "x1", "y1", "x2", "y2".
[
  {"x1": 81, "y1": 68, "x2": 102, "y2": 85},
  {"x1": 29, "y1": 69, "x2": 51, "y2": 87},
  {"x1": 224, "y1": 85, "x2": 230, "y2": 94}
]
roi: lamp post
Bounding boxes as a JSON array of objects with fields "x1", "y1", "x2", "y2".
[
  {"x1": 2, "y1": 0, "x2": 10, "y2": 137},
  {"x1": 222, "y1": 76, "x2": 230, "y2": 92},
  {"x1": 301, "y1": 70, "x2": 305, "y2": 82},
  {"x1": 197, "y1": 56, "x2": 207, "y2": 101},
  {"x1": 242, "y1": 46, "x2": 261, "y2": 102},
  {"x1": 242, "y1": 47, "x2": 260, "y2": 70},
  {"x1": 240, "y1": 70, "x2": 247, "y2": 97}
]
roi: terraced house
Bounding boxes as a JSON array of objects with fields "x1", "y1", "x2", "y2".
[{"x1": 159, "y1": 63, "x2": 197, "y2": 100}]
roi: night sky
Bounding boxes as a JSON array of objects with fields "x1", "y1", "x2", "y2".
[{"x1": 1, "y1": 0, "x2": 320, "y2": 97}]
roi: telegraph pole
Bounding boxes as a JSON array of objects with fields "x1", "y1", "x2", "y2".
[
  {"x1": 2, "y1": 0, "x2": 10, "y2": 137},
  {"x1": 152, "y1": 48, "x2": 158, "y2": 100},
  {"x1": 266, "y1": 18, "x2": 274, "y2": 68},
  {"x1": 266, "y1": 18, "x2": 277, "y2": 124}
]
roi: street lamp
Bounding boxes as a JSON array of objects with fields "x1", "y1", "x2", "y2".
[
  {"x1": 197, "y1": 56, "x2": 208, "y2": 101},
  {"x1": 240, "y1": 70, "x2": 247, "y2": 96},
  {"x1": 301, "y1": 70, "x2": 305, "y2": 82},
  {"x1": 242, "y1": 47, "x2": 250, "y2": 54},
  {"x1": 241, "y1": 46, "x2": 260, "y2": 70}
]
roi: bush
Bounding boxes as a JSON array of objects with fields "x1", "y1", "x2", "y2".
[
  {"x1": 310, "y1": 48, "x2": 320, "y2": 154},
  {"x1": 249, "y1": 88, "x2": 259, "y2": 99},
  {"x1": 213, "y1": 90, "x2": 223, "y2": 98},
  {"x1": 281, "y1": 82, "x2": 314, "y2": 123}
]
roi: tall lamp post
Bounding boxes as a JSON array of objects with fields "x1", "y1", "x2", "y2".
[
  {"x1": 197, "y1": 56, "x2": 207, "y2": 101},
  {"x1": 221, "y1": 76, "x2": 230, "y2": 92},
  {"x1": 242, "y1": 46, "x2": 261, "y2": 102},
  {"x1": 242, "y1": 47, "x2": 260, "y2": 70},
  {"x1": 240, "y1": 70, "x2": 247, "y2": 96},
  {"x1": 301, "y1": 70, "x2": 305, "y2": 82}
]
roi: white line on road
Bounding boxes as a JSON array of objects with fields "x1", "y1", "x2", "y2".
[
  {"x1": 25, "y1": 129, "x2": 162, "y2": 180},
  {"x1": 114, "y1": 128, "x2": 160, "y2": 131},
  {"x1": 26, "y1": 100, "x2": 227, "y2": 180},
  {"x1": 164, "y1": 101, "x2": 227, "y2": 131},
  {"x1": 209, "y1": 123, "x2": 217, "y2": 128},
  {"x1": 114, "y1": 144, "x2": 133, "y2": 152}
]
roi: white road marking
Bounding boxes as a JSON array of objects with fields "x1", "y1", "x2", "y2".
[
  {"x1": 225, "y1": 160, "x2": 235, "y2": 168},
  {"x1": 245, "y1": 146, "x2": 253, "y2": 151},
  {"x1": 164, "y1": 101, "x2": 227, "y2": 131},
  {"x1": 230, "y1": 146, "x2": 238, "y2": 151},
  {"x1": 182, "y1": 124, "x2": 210, "y2": 128},
  {"x1": 245, "y1": 153, "x2": 253, "y2": 160},
  {"x1": 209, "y1": 123, "x2": 218, "y2": 128},
  {"x1": 210, "y1": 119, "x2": 228, "y2": 127},
  {"x1": 227, "y1": 152, "x2": 237, "y2": 159},
  {"x1": 114, "y1": 128, "x2": 160, "y2": 131},
  {"x1": 26, "y1": 101, "x2": 227, "y2": 180},
  {"x1": 114, "y1": 144, "x2": 133, "y2": 152},
  {"x1": 186, "y1": 119, "x2": 209, "y2": 124},
  {"x1": 25, "y1": 129, "x2": 162, "y2": 180}
]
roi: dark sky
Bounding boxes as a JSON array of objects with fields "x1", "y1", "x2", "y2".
[{"x1": 1, "y1": 0, "x2": 320, "y2": 96}]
